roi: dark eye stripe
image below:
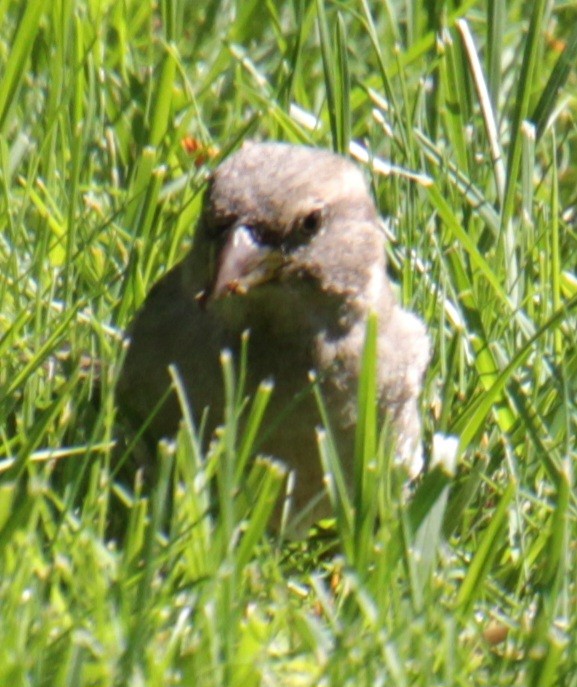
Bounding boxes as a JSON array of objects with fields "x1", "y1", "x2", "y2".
[
  {"x1": 207, "y1": 207, "x2": 324, "y2": 251},
  {"x1": 252, "y1": 225, "x2": 283, "y2": 248}
]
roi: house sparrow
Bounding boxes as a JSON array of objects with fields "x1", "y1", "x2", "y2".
[{"x1": 116, "y1": 142, "x2": 430, "y2": 530}]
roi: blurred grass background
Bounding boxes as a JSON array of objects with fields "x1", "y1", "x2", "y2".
[{"x1": 1, "y1": 0, "x2": 577, "y2": 684}]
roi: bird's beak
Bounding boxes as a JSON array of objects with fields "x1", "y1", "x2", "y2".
[{"x1": 205, "y1": 225, "x2": 285, "y2": 301}]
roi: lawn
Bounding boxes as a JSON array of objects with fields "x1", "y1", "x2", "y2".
[{"x1": 1, "y1": 0, "x2": 576, "y2": 684}]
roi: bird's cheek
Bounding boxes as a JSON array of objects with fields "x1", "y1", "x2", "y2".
[{"x1": 281, "y1": 253, "x2": 323, "y2": 287}]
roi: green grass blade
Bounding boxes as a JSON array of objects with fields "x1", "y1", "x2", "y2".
[
  {"x1": 501, "y1": 0, "x2": 548, "y2": 232},
  {"x1": 0, "y1": 0, "x2": 45, "y2": 132},
  {"x1": 456, "y1": 478, "x2": 515, "y2": 616},
  {"x1": 532, "y1": 22, "x2": 577, "y2": 138}
]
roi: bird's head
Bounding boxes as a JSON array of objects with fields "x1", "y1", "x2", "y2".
[{"x1": 186, "y1": 142, "x2": 391, "y2": 319}]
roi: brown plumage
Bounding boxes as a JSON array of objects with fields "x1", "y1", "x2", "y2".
[{"x1": 117, "y1": 142, "x2": 430, "y2": 532}]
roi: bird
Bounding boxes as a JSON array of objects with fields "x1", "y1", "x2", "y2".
[{"x1": 116, "y1": 141, "x2": 430, "y2": 533}]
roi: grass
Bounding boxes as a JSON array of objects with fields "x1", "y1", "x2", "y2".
[{"x1": 1, "y1": 0, "x2": 577, "y2": 684}]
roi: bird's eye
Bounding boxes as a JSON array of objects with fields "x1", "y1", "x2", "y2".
[{"x1": 300, "y1": 208, "x2": 323, "y2": 236}]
